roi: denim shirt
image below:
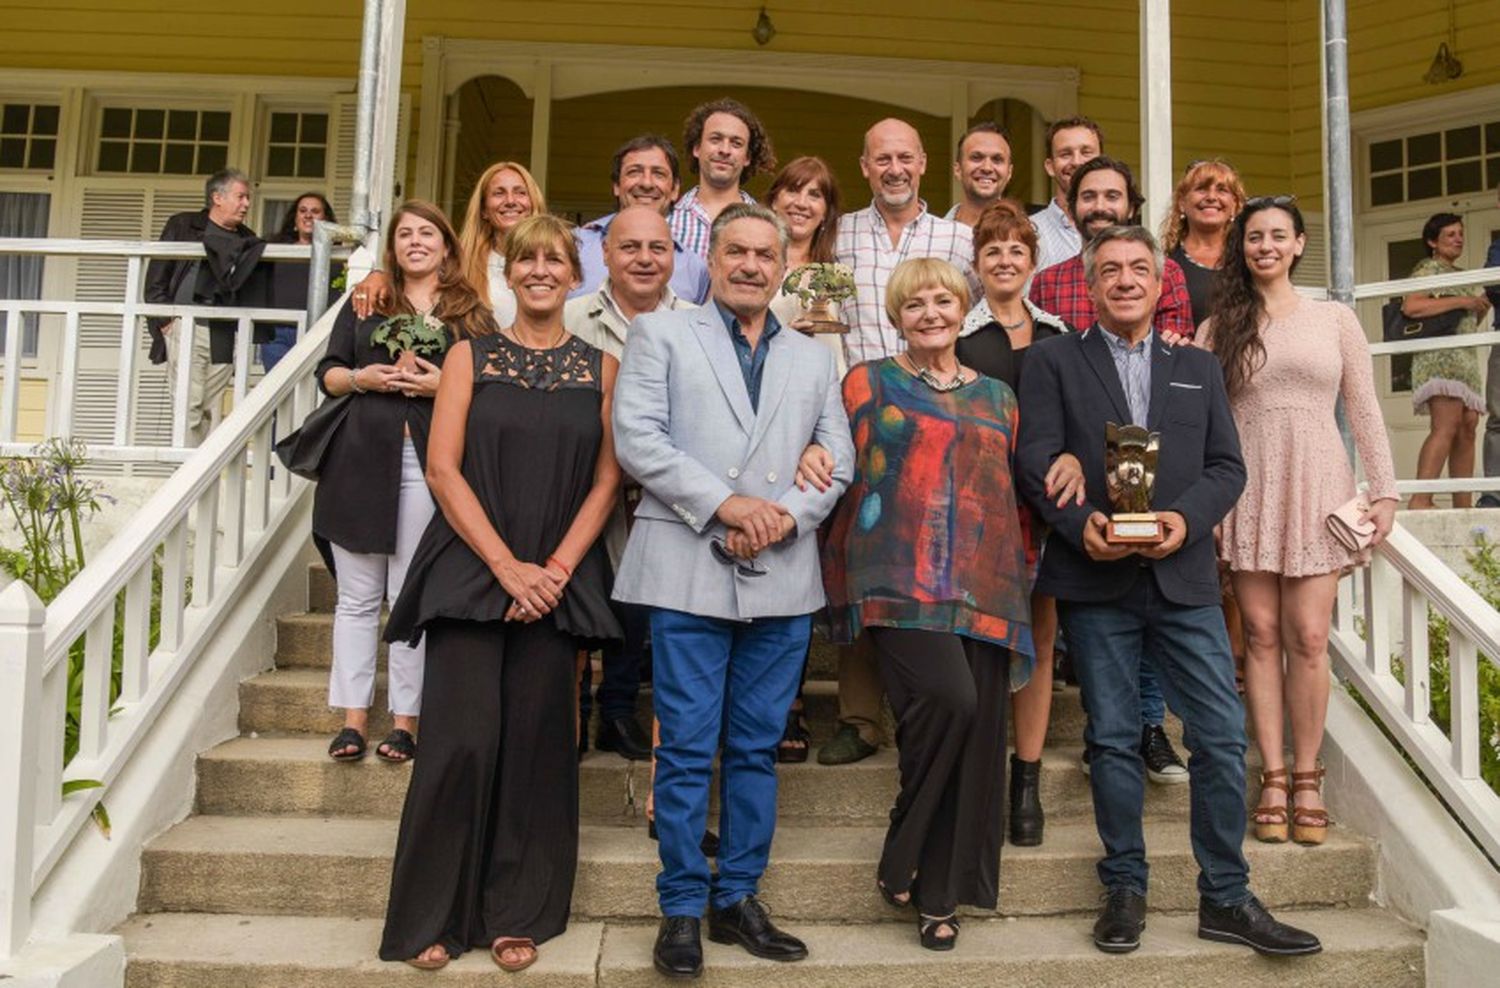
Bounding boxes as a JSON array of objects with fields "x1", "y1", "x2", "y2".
[{"x1": 714, "y1": 300, "x2": 782, "y2": 412}]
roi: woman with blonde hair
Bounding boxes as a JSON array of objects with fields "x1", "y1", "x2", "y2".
[
  {"x1": 822, "y1": 257, "x2": 1033, "y2": 951},
  {"x1": 1158, "y1": 159, "x2": 1246, "y2": 329},
  {"x1": 352, "y1": 161, "x2": 546, "y2": 324}
]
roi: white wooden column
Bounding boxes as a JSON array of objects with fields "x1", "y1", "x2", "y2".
[
  {"x1": 1139, "y1": 0, "x2": 1174, "y2": 235},
  {"x1": 949, "y1": 80, "x2": 968, "y2": 209},
  {"x1": 529, "y1": 61, "x2": 554, "y2": 194}
]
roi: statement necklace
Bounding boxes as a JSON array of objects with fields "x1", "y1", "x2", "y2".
[{"x1": 899, "y1": 353, "x2": 967, "y2": 392}]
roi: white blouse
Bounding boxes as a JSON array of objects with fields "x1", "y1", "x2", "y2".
[{"x1": 485, "y1": 250, "x2": 518, "y2": 329}]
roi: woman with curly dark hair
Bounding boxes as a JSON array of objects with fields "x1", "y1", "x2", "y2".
[
  {"x1": 261, "y1": 192, "x2": 338, "y2": 371},
  {"x1": 1199, "y1": 196, "x2": 1396, "y2": 848},
  {"x1": 670, "y1": 98, "x2": 776, "y2": 258}
]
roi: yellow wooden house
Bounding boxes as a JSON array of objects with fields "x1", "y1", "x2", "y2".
[{"x1": 0, "y1": 0, "x2": 1497, "y2": 466}]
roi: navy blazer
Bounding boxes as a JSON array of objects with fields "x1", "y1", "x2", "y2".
[{"x1": 1015, "y1": 325, "x2": 1246, "y2": 607}]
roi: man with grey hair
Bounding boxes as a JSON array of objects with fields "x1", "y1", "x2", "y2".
[
  {"x1": 145, "y1": 167, "x2": 267, "y2": 445},
  {"x1": 612, "y1": 200, "x2": 853, "y2": 978},
  {"x1": 1016, "y1": 225, "x2": 1320, "y2": 960}
]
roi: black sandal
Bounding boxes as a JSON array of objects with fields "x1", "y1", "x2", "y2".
[
  {"x1": 877, "y1": 879, "x2": 913, "y2": 909},
  {"x1": 918, "y1": 913, "x2": 959, "y2": 951},
  {"x1": 376, "y1": 728, "x2": 417, "y2": 763},
  {"x1": 777, "y1": 705, "x2": 810, "y2": 764},
  {"x1": 328, "y1": 727, "x2": 367, "y2": 762}
]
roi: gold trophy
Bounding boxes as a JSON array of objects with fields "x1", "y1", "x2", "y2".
[
  {"x1": 780, "y1": 262, "x2": 854, "y2": 334},
  {"x1": 1105, "y1": 422, "x2": 1165, "y2": 544}
]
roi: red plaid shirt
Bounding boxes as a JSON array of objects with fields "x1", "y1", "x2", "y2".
[{"x1": 1029, "y1": 255, "x2": 1195, "y2": 339}]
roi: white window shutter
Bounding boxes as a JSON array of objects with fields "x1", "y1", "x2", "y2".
[
  {"x1": 1295, "y1": 211, "x2": 1329, "y2": 290},
  {"x1": 330, "y1": 91, "x2": 413, "y2": 228}
]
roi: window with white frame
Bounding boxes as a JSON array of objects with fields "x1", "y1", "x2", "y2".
[
  {"x1": 264, "y1": 110, "x2": 329, "y2": 179},
  {"x1": 95, "y1": 105, "x2": 231, "y2": 175},
  {"x1": 0, "y1": 102, "x2": 59, "y2": 171},
  {"x1": 1368, "y1": 119, "x2": 1500, "y2": 208}
]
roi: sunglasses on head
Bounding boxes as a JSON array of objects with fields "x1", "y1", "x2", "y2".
[{"x1": 1245, "y1": 194, "x2": 1297, "y2": 209}]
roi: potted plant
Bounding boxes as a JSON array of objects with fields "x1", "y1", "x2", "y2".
[{"x1": 780, "y1": 262, "x2": 855, "y2": 334}]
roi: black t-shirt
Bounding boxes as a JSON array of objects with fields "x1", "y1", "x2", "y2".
[{"x1": 1169, "y1": 244, "x2": 1219, "y2": 329}]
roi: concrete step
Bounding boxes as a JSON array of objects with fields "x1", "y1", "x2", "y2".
[
  {"x1": 118, "y1": 909, "x2": 1423, "y2": 987},
  {"x1": 278, "y1": 606, "x2": 844, "y2": 679},
  {"x1": 237, "y1": 667, "x2": 1119, "y2": 750},
  {"x1": 137, "y1": 816, "x2": 1376, "y2": 922},
  {"x1": 197, "y1": 735, "x2": 1210, "y2": 825}
]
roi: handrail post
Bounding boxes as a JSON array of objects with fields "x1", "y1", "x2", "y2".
[{"x1": 0, "y1": 581, "x2": 46, "y2": 958}]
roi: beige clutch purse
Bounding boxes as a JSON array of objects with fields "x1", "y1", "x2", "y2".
[{"x1": 1326, "y1": 494, "x2": 1375, "y2": 553}]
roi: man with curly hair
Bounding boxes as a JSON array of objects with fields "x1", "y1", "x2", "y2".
[{"x1": 670, "y1": 98, "x2": 776, "y2": 258}]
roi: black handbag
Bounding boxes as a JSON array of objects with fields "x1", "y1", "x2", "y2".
[
  {"x1": 273, "y1": 393, "x2": 352, "y2": 481},
  {"x1": 1382, "y1": 296, "x2": 1464, "y2": 342}
]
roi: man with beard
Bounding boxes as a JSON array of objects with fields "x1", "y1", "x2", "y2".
[
  {"x1": 1030, "y1": 156, "x2": 1194, "y2": 340},
  {"x1": 572, "y1": 135, "x2": 711, "y2": 304},
  {"x1": 670, "y1": 99, "x2": 776, "y2": 259},
  {"x1": 817, "y1": 117, "x2": 978, "y2": 768},
  {"x1": 612, "y1": 202, "x2": 852, "y2": 978},
  {"x1": 945, "y1": 122, "x2": 1015, "y2": 227}
]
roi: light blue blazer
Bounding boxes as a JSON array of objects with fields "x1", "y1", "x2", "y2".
[{"x1": 611, "y1": 305, "x2": 853, "y2": 621}]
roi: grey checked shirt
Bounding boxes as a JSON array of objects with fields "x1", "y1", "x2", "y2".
[{"x1": 1099, "y1": 326, "x2": 1154, "y2": 427}]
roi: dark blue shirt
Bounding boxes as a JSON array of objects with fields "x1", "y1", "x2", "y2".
[
  {"x1": 714, "y1": 300, "x2": 782, "y2": 412},
  {"x1": 1486, "y1": 236, "x2": 1500, "y2": 312}
]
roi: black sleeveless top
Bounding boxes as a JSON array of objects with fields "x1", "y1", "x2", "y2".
[{"x1": 385, "y1": 333, "x2": 621, "y2": 646}]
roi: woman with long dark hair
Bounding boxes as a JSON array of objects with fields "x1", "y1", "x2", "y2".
[
  {"x1": 1403, "y1": 212, "x2": 1492, "y2": 509},
  {"x1": 262, "y1": 192, "x2": 337, "y2": 371},
  {"x1": 315, "y1": 199, "x2": 494, "y2": 764},
  {"x1": 1200, "y1": 196, "x2": 1397, "y2": 846}
]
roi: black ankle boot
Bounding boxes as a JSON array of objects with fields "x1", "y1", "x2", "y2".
[{"x1": 1009, "y1": 753, "x2": 1044, "y2": 846}]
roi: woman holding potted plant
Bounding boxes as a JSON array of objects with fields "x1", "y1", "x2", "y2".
[
  {"x1": 765, "y1": 156, "x2": 849, "y2": 379},
  {"x1": 314, "y1": 200, "x2": 495, "y2": 764}
]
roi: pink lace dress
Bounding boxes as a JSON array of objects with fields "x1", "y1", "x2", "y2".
[{"x1": 1202, "y1": 298, "x2": 1397, "y2": 576}]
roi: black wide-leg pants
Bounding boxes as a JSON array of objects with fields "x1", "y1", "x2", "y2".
[
  {"x1": 869, "y1": 626, "x2": 1011, "y2": 916},
  {"x1": 379, "y1": 617, "x2": 578, "y2": 961}
]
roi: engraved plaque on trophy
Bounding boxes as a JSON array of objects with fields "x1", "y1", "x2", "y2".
[{"x1": 1105, "y1": 422, "x2": 1166, "y2": 544}]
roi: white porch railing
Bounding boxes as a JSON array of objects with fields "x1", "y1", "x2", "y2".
[
  {"x1": 1329, "y1": 524, "x2": 1500, "y2": 864},
  {"x1": 0, "y1": 292, "x2": 341, "y2": 957},
  {"x1": 0, "y1": 237, "x2": 340, "y2": 462}
]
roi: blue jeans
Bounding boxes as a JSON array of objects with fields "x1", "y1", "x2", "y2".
[
  {"x1": 259, "y1": 325, "x2": 298, "y2": 372},
  {"x1": 1059, "y1": 576, "x2": 1250, "y2": 906},
  {"x1": 649, "y1": 607, "x2": 810, "y2": 916}
]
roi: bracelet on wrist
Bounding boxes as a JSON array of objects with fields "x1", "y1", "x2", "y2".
[
  {"x1": 546, "y1": 554, "x2": 573, "y2": 578},
  {"x1": 348, "y1": 367, "x2": 366, "y2": 394}
]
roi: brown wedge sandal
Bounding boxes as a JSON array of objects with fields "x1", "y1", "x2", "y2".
[
  {"x1": 491, "y1": 936, "x2": 538, "y2": 973},
  {"x1": 1291, "y1": 767, "x2": 1330, "y2": 846},
  {"x1": 404, "y1": 944, "x2": 449, "y2": 970},
  {"x1": 1252, "y1": 768, "x2": 1290, "y2": 843}
]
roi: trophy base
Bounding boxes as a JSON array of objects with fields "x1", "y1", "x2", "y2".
[{"x1": 1107, "y1": 513, "x2": 1165, "y2": 544}]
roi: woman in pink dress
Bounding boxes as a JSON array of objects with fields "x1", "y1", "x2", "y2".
[{"x1": 1199, "y1": 197, "x2": 1397, "y2": 847}]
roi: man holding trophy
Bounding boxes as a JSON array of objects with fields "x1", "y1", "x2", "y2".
[{"x1": 1015, "y1": 225, "x2": 1322, "y2": 959}]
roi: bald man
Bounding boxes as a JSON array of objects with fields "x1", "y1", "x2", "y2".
[
  {"x1": 566, "y1": 205, "x2": 696, "y2": 761},
  {"x1": 820, "y1": 119, "x2": 979, "y2": 767}
]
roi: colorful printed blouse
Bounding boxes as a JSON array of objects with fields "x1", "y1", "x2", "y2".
[{"x1": 821, "y1": 358, "x2": 1035, "y2": 686}]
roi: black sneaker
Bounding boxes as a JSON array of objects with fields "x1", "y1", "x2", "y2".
[{"x1": 1141, "y1": 724, "x2": 1188, "y2": 785}]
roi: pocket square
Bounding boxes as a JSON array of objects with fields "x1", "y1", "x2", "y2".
[{"x1": 1169, "y1": 382, "x2": 1203, "y2": 390}]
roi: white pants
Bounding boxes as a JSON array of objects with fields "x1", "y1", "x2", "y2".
[
  {"x1": 328, "y1": 439, "x2": 434, "y2": 716},
  {"x1": 165, "y1": 323, "x2": 233, "y2": 448}
]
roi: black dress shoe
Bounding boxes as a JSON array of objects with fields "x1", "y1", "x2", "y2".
[
  {"x1": 1093, "y1": 887, "x2": 1147, "y2": 953},
  {"x1": 597, "y1": 715, "x2": 652, "y2": 761},
  {"x1": 1198, "y1": 895, "x2": 1322, "y2": 956},
  {"x1": 653, "y1": 916, "x2": 703, "y2": 979},
  {"x1": 707, "y1": 896, "x2": 808, "y2": 961},
  {"x1": 648, "y1": 819, "x2": 720, "y2": 857}
]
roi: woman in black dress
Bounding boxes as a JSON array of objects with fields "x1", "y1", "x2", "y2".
[
  {"x1": 315, "y1": 199, "x2": 493, "y2": 764},
  {"x1": 954, "y1": 200, "x2": 1075, "y2": 849},
  {"x1": 380, "y1": 214, "x2": 623, "y2": 972}
]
